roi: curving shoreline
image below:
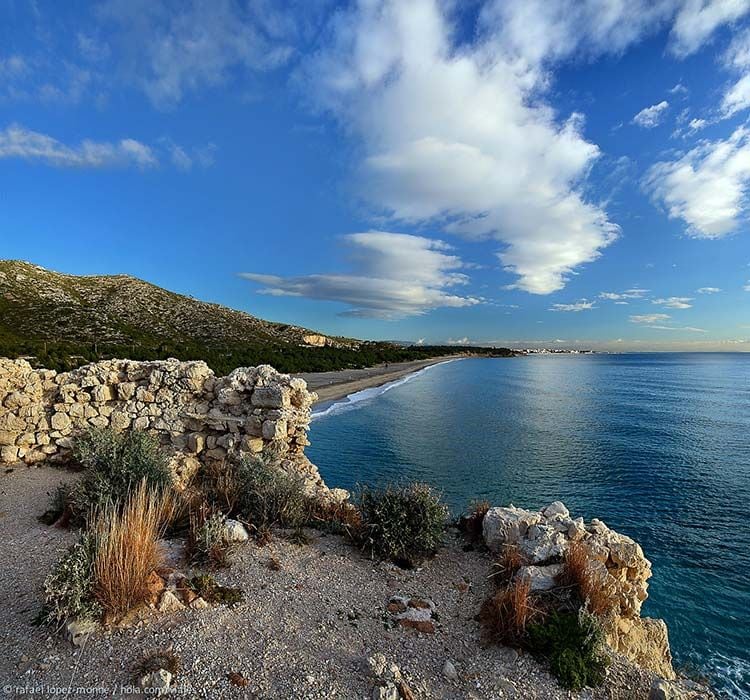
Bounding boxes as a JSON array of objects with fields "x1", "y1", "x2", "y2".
[{"x1": 294, "y1": 354, "x2": 469, "y2": 403}]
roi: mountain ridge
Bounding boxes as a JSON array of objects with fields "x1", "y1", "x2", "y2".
[{"x1": 0, "y1": 260, "x2": 506, "y2": 374}]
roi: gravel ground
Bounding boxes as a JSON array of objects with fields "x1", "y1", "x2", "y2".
[{"x1": 0, "y1": 466, "x2": 662, "y2": 699}]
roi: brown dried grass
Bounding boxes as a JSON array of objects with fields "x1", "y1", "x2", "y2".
[
  {"x1": 490, "y1": 543, "x2": 525, "y2": 587},
  {"x1": 561, "y1": 541, "x2": 615, "y2": 616},
  {"x1": 479, "y1": 577, "x2": 537, "y2": 646},
  {"x1": 93, "y1": 481, "x2": 170, "y2": 620}
]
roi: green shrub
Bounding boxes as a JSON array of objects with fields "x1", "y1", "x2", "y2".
[
  {"x1": 357, "y1": 482, "x2": 448, "y2": 567},
  {"x1": 526, "y1": 610, "x2": 609, "y2": 690},
  {"x1": 234, "y1": 457, "x2": 310, "y2": 533},
  {"x1": 42, "y1": 532, "x2": 102, "y2": 627},
  {"x1": 65, "y1": 428, "x2": 172, "y2": 522}
]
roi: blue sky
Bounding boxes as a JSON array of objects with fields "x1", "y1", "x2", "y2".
[{"x1": 1, "y1": 0, "x2": 750, "y2": 350}]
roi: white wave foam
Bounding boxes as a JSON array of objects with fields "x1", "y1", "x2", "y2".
[{"x1": 311, "y1": 359, "x2": 460, "y2": 421}]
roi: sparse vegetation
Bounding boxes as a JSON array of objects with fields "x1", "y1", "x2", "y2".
[
  {"x1": 45, "y1": 428, "x2": 173, "y2": 525},
  {"x1": 526, "y1": 609, "x2": 609, "y2": 690},
  {"x1": 234, "y1": 456, "x2": 310, "y2": 535},
  {"x1": 188, "y1": 506, "x2": 233, "y2": 569},
  {"x1": 0, "y1": 260, "x2": 514, "y2": 375},
  {"x1": 93, "y1": 483, "x2": 169, "y2": 620},
  {"x1": 560, "y1": 540, "x2": 616, "y2": 616},
  {"x1": 479, "y1": 577, "x2": 536, "y2": 646},
  {"x1": 188, "y1": 573, "x2": 244, "y2": 606},
  {"x1": 41, "y1": 531, "x2": 102, "y2": 628},
  {"x1": 489, "y1": 544, "x2": 526, "y2": 587},
  {"x1": 133, "y1": 648, "x2": 181, "y2": 681},
  {"x1": 357, "y1": 482, "x2": 448, "y2": 567}
]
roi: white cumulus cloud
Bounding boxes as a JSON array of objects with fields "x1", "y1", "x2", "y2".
[
  {"x1": 240, "y1": 232, "x2": 481, "y2": 319},
  {"x1": 645, "y1": 125, "x2": 750, "y2": 238},
  {"x1": 633, "y1": 101, "x2": 670, "y2": 127},
  {"x1": 303, "y1": 0, "x2": 621, "y2": 296}
]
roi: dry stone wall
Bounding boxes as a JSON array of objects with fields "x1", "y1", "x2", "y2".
[{"x1": 0, "y1": 357, "x2": 339, "y2": 499}]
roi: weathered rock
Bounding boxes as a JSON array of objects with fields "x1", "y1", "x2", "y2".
[
  {"x1": 65, "y1": 619, "x2": 97, "y2": 647},
  {"x1": 139, "y1": 669, "x2": 172, "y2": 695},
  {"x1": 649, "y1": 678, "x2": 714, "y2": 699},
  {"x1": 157, "y1": 589, "x2": 186, "y2": 614},
  {"x1": 516, "y1": 564, "x2": 563, "y2": 592},
  {"x1": 608, "y1": 617, "x2": 675, "y2": 680},
  {"x1": 442, "y1": 660, "x2": 458, "y2": 681},
  {"x1": 224, "y1": 519, "x2": 249, "y2": 543}
]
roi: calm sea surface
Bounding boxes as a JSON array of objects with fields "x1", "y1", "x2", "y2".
[{"x1": 308, "y1": 354, "x2": 750, "y2": 698}]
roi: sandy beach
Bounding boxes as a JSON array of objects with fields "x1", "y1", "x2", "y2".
[{"x1": 295, "y1": 355, "x2": 467, "y2": 403}]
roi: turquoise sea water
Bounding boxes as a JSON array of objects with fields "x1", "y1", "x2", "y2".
[{"x1": 307, "y1": 354, "x2": 750, "y2": 698}]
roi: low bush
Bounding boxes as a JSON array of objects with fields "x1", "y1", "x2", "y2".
[
  {"x1": 45, "y1": 428, "x2": 173, "y2": 524},
  {"x1": 479, "y1": 577, "x2": 536, "y2": 646},
  {"x1": 189, "y1": 573, "x2": 244, "y2": 606},
  {"x1": 357, "y1": 482, "x2": 448, "y2": 567},
  {"x1": 188, "y1": 506, "x2": 233, "y2": 569},
  {"x1": 526, "y1": 609, "x2": 609, "y2": 690},
  {"x1": 234, "y1": 456, "x2": 310, "y2": 534},
  {"x1": 93, "y1": 483, "x2": 168, "y2": 620},
  {"x1": 41, "y1": 531, "x2": 102, "y2": 628}
]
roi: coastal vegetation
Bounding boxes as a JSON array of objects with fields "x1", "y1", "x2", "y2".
[
  {"x1": 43, "y1": 428, "x2": 172, "y2": 526},
  {"x1": 357, "y1": 482, "x2": 448, "y2": 568}
]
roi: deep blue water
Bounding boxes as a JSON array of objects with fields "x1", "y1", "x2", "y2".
[{"x1": 308, "y1": 354, "x2": 750, "y2": 698}]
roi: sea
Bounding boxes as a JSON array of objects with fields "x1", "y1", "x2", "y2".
[{"x1": 307, "y1": 354, "x2": 750, "y2": 698}]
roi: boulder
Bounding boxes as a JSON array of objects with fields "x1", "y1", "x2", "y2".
[
  {"x1": 516, "y1": 564, "x2": 563, "y2": 592},
  {"x1": 157, "y1": 590, "x2": 186, "y2": 614},
  {"x1": 139, "y1": 669, "x2": 172, "y2": 696},
  {"x1": 223, "y1": 519, "x2": 250, "y2": 543},
  {"x1": 65, "y1": 619, "x2": 97, "y2": 647}
]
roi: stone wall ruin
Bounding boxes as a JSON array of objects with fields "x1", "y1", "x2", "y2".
[{"x1": 0, "y1": 357, "x2": 337, "y2": 499}]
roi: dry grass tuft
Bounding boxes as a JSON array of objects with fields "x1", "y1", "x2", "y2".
[
  {"x1": 132, "y1": 647, "x2": 181, "y2": 680},
  {"x1": 479, "y1": 577, "x2": 538, "y2": 646},
  {"x1": 561, "y1": 541, "x2": 615, "y2": 617},
  {"x1": 458, "y1": 499, "x2": 490, "y2": 544},
  {"x1": 490, "y1": 544, "x2": 525, "y2": 587},
  {"x1": 93, "y1": 481, "x2": 169, "y2": 620}
]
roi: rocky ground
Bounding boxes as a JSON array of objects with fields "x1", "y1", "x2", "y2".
[{"x1": 0, "y1": 467, "x2": 694, "y2": 699}]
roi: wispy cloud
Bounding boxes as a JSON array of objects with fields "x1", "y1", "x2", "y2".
[
  {"x1": 697, "y1": 286, "x2": 721, "y2": 294},
  {"x1": 599, "y1": 288, "x2": 649, "y2": 301},
  {"x1": 0, "y1": 123, "x2": 157, "y2": 169},
  {"x1": 549, "y1": 300, "x2": 596, "y2": 312},
  {"x1": 633, "y1": 100, "x2": 669, "y2": 128},
  {"x1": 631, "y1": 313, "x2": 671, "y2": 324},
  {"x1": 97, "y1": 0, "x2": 302, "y2": 107},
  {"x1": 652, "y1": 296, "x2": 693, "y2": 309},
  {"x1": 241, "y1": 232, "x2": 481, "y2": 319}
]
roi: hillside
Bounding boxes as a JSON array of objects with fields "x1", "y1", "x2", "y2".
[{"x1": 0, "y1": 261, "x2": 509, "y2": 374}]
